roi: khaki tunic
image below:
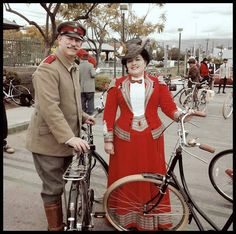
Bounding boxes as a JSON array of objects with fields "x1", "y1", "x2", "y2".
[{"x1": 26, "y1": 49, "x2": 89, "y2": 156}]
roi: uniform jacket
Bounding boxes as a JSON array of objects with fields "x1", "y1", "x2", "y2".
[
  {"x1": 79, "y1": 59, "x2": 96, "y2": 92},
  {"x1": 219, "y1": 62, "x2": 231, "y2": 79},
  {"x1": 26, "y1": 49, "x2": 89, "y2": 156},
  {"x1": 103, "y1": 72, "x2": 181, "y2": 142}
]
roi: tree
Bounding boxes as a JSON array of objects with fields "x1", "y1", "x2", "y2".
[{"x1": 4, "y1": 3, "x2": 98, "y2": 57}]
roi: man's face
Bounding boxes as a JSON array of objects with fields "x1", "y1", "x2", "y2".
[{"x1": 58, "y1": 35, "x2": 83, "y2": 60}]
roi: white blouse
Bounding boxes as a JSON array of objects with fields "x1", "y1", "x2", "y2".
[{"x1": 130, "y1": 76, "x2": 145, "y2": 116}]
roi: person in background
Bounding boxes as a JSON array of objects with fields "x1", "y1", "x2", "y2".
[
  {"x1": 103, "y1": 37, "x2": 185, "y2": 231},
  {"x1": 208, "y1": 58, "x2": 216, "y2": 90},
  {"x1": 25, "y1": 21, "x2": 95, "y2": 231},
  {"x1": 3, "y1": 72, "x2": 15, "y2": 154},
  {"x1": 76, "y1": 49, "x2": 97, "y2": 115},
  {"x1": 2, "y1": 101, "x2": 15, "y2": 154},
  {"x1": 199, "y1": 58, "x2": 210, "y2": 84},
  {"x1": 217, "y1": 58, "x2": 231, "y2": 94},
  {"x1": 186, "y1": 57, "x2": 201, "y2": 106}
]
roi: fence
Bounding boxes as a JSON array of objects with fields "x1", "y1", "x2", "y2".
[{"x1": 3, "y1": 39, "x2": 45, "y2": 67}]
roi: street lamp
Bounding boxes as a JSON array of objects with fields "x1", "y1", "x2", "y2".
[
  {"x1": 177, "y1": 28, "x2": 183, "y2": 75},
  {"x1": 120, "y1": 4, "x2": 128, "y2": 76}
]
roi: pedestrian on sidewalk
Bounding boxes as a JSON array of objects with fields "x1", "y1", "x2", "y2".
[
  {"x1": 25, "y1": 21, "x2": 95, "y2": 231},
  {"x1": 3, "y1": 74, "x2": 15, "y2": 154},
  {"x1": 103, "y1": 37, "x2": 184, "y2": 230},
  {"x1": 76, "y1": 49, "x2": 97, "y2": 115},
  {"x1": 2, "y1": 101, "x2": 15, "y2": 154},
  {"x1": 217, "y1": 58, "x2": 231, "y2": 94}
]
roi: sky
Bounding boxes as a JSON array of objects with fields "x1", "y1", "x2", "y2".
[{"x1": 3, "y1": 3, "x2": 233, "y2": 41}]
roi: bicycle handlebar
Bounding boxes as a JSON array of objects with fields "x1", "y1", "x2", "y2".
[{"x1": 180, "y1": 109, "x2": 215, "y2": 154}]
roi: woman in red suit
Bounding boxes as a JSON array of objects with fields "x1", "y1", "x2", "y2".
[{"x1": 103, "y1": 38, "x2": 183, "y2": 230}]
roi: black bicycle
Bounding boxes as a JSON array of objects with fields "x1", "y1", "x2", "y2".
[
  {"x1": 163, "y1": 75, "x2": 192, "y2": 105},
  {"x1": 103, "y1": 109, "x2": 233, "y2": 231},
  {"x1": 208, "y1": 149, "x2": 233, "y2": 202},
  {"x1": 62, "y1": 95, "x2": 108, "y2": 231}
]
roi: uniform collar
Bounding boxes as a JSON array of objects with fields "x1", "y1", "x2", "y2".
[{"x1": 55, "y1": 48, "x2": 79, "y2": 72}]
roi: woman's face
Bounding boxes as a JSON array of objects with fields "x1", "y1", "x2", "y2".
[{"x1": 126, "y1": 54, "x2": 147, "y2": 77}]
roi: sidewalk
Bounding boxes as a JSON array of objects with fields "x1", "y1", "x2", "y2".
[
  {"x1": 6, "y1": 92, "x2": 104, "y2": 135},
  {"x1": 6, "y1": 106, "x2": 34, "y2": 134}
]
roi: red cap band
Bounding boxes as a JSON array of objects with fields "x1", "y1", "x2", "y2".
[{"x1": 60, "y1": 26, "x2": 84, "y2": 36}]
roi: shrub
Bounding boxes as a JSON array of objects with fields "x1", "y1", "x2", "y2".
[{"x1": 95, "y1": 74, "x2": 111, "y2": 91}]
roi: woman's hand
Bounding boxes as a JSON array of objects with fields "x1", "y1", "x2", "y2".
[{"x1": 104, "y1": 142, "x2": 114, "y2": 155}]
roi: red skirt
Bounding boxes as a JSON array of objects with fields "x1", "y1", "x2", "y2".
[{"x1": 107, "y1": 128, "x2": 172, "y2": 230}]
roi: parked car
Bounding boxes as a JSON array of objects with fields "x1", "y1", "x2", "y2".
[{"x1": 213, "y1": 67, "x2": 233, "y2": 86}]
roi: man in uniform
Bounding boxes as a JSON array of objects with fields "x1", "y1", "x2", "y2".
[{"x1": 26, "y1": 21, "x2": 95, "y2": 231}]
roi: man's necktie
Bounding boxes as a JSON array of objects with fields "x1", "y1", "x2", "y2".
[{"x1": 130, "y1": 79, "x2": 142, "y2": 84}]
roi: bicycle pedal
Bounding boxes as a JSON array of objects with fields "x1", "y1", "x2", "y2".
[{"x1": 94, "y1": 212, "x2": 106, "y2": 218}]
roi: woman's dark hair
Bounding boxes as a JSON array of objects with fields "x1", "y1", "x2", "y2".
[{"x1": 121, "y1": 48, "x2": 150, "y2": 67}]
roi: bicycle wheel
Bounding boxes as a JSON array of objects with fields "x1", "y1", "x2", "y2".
[
  {"x1": 90, "y1": 152, "x2": 108, "y2": 203},
  {"x1": 66, "y1": 181, "x2": 87, "y2": 231},
  {"x1": 208, "y1": 149, "x2": 233, "y2": 202},
  {"x1": 103, "y1": 173, "x2": 189, "y2": 231},
  {"x1": 181, "y1": 93, "x2": 194, "y2": 110},
  {"x1": 222, "y1": 92, "x2": 233, "y2": 119},
  {"x1": 11, "y1": 85, "x2": 30, "y2": 105},
  {"x1": 197, "y1": 89, "x2": 207, "y2": 112},
  {"x1": 179, "y1": 88, "x2": 192, "y2": 105}
]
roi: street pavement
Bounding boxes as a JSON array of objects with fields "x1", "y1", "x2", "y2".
[{"x1": 3, "y1": 87, "x2": 233, "y2": 231}]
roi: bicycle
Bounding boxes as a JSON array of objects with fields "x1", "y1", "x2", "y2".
[
  {"x1": 222, "y1": 91, "x2": 233, "y2": 119},
  {"x1": 103, "y1": 109, "x2": 233, "y2": 231},
  {"x1": 3, "y1": 77, "x2": 32, "y2": 105},
  {"x1": 62, "y1": 93, "x2": 109, "y2": 231},
  {"x1": 181, "y1": 78, "x2": 210, "y2": 112},
  {"x1": 208, "y1": 149, "x2": 233, "y2": 203},
  {"x1": 163, "y1": 74, "x2": 193, "y2": 106}
]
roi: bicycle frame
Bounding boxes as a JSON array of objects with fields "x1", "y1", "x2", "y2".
[{"x1": 143, "y1": 112, "x2": 233, "y2": 231}]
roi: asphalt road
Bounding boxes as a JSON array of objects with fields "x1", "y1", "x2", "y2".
[{"x1": 3, "y1": 86, "x2": 233, "y2": 231}]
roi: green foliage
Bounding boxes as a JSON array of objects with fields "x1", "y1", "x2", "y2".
[{"x1": 95, "y1": 74, "x2": 111, "y2": 91}]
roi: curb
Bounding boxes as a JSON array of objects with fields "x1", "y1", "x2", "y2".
[{"x1": 8, "y1": 122, "x2": 29, "y2": 135}]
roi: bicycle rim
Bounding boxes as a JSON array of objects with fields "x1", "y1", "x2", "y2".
[
  {"x1": 90, "y1": 152, "x2": 108, "y2": 203},
  {"x1": 198, "y1": 91, "x2": 207, "y2": 112},
  {"x1": 182, "y1": 93, "x2": 193, "y2": 110},
  {"x1": 222, "y1": 93, "x2": 233, "y2": 119},
  {"x1": 208, "y1": 149, "x2": 233, "y2": 202},
  {"x1": 103, "y1": 174, "x2": 189, "y2": 231},
  {"x1": 179, "y1": 88, "x2": 191, "y2": 105},
  {"x1": 11, "y1": 85, "x2": 30, "y2": 105}
]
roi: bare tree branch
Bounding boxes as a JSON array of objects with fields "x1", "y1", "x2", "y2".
[{"x1": 4, "y1": 3, "x2": 47, "y2": 41}]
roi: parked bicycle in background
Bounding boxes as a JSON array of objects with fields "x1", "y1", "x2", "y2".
[
  {"x1": 3, "y1": 77, "x2": 34, "y2": 106},
  {"x1": 222, "y1": 91, "x2": 233, "y2": 119}
]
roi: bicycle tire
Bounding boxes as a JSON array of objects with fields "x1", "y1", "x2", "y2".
[
  {"x1": 179, "y1": 88, "x2": 192, "y2": 105},
  {"x1": 103, "y1": 173, "x2": 189, "y2": 231},
  {"x1": 208, "y1": 149, "x2": 233, "y2": 202},
  {"x1": 11, "y1": 85, "x2": 30, "y2": 105},
  {"x1": 222, "y1": 92, "x2": 233, "y2": 119},
  {"x1": 90, "y1": 152, "x2": 108, "y2": 203},
  {"x1": 197, "y1": 89, "x2": 207, "y2": 112},
  {"x1": 181, "y1": 93, "x2": 194, "y2": 110},
  {"x1": 66, "y1": 181, "x2": 87, "y2": 231}
]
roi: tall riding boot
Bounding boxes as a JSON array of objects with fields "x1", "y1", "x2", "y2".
[{"x1": 44, "y1": 200, "x2": 64, "y2": 231}]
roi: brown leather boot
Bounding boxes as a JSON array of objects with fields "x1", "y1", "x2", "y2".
[{"x1": 44, "y1": 200, "x2": 64, "y2": 231}]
